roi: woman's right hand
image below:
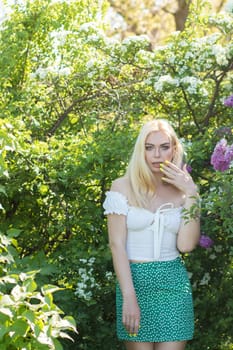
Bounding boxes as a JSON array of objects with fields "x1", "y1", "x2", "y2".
[{"x1": 122, "y1": 295, "x2": 141, "y2": 335}]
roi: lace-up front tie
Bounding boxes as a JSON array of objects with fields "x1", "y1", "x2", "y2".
[{"x1": 150, "y1": 203, "x2": 174, "y2": 260}]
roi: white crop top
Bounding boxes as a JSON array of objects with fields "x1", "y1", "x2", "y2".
[{"x1": 103, "y1": 191, "x2": 183, "y2": 262}]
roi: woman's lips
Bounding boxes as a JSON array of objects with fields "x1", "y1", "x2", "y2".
[{"x1": 152, "y1": 162, "x2": 162, "y2": 168}]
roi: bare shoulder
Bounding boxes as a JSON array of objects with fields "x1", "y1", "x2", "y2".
[{"x1": 110, "y1": 176, "x2": 131, "y2": 197}]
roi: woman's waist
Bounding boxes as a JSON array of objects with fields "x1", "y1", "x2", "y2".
[
  {"x1": 126, "y1": 241, "x2": 179, "y2": 261},
  {"x1": 128, "y1": 251, "x2": 180, "y2": 264}
]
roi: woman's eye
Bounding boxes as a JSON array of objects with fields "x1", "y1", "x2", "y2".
[
  {"x1": 161, "y1": 146, "x2": 170, "y2": 150},
  {"x1": 145, "y1": 145, "x2": 153, "y2": 150}
]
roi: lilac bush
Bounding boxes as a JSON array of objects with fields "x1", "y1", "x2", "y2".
[
  {"x1": 224, "y1": 94, "x2": 233, "y2": 107},
  {"x1": 199, "y1": 234, "x2": 214, "y2": 249},
  {"x1": 210, "y1": 138, "x2": 233, "y2": 171}
]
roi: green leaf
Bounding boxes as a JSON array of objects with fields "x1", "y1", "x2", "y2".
[
  {"x1": 6, "y1": 228, "x2": 21, "y2": 238},
  {"x1": 10, "y1": 319, "x2": 29, "y2": 336},
  {"x1": 0, "y1": 307, "x2": 13, "y2": 318},
  {"x1": 53, "y1": 338, "x2": 63, "y2": 350},
  {"x1": 0, "y1": 185, "x2": 7, "y2": 196},
  {"x1": 23, "y1": 278, "x2": 37, "y2": 293},
  {"x1": 0, "y1": 295, "x2": 15, "y2": 306},
  {"x1": 21, "y1": 309, "x2": 36, "y2": 325},
  {"x1": 41, "y1": 285, "x2": 61, "y2": 295}
]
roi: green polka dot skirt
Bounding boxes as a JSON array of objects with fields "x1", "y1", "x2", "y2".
[{"x1": 116, "y1": 257, "x2": 194, "y2": 342}]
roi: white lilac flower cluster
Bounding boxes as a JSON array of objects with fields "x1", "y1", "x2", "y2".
[
  {"x1": 208, "y1": 13, "x2": 233, "y2": 34},
  {"x1": 122, "y1": 35, "x2": 150, "y2": 47},
  {"x1": 74, "y1": 258, "x2": 114, "y2": 302},
  {"x1": 212, "y1": 44, "x2": 229, "y2": 66},
  {"x1": 153, "y1": 75, "x2": 179, "y2": 92},
  {"x1": 153, "y1": 74, "x2": 206, "y2": 95},
  {"x1": 50, "y1": 29, "x2": 73, "y2": 48},
  {"x1": 74, "y1": 257, "x2": 99, "y2": 301},
  {"x1": 149, "y1": 13, "x2": 232, "y2": 96},
  {"x1": 31, "y1": 65, "x2": 71, "y2": 80},
  {"x1": 199, "y1": 272, "x2": 211, "y2": 286}
]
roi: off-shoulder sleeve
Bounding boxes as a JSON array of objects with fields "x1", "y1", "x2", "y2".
[{"x1": 103, "y1": 191, "x2": 129, "y2": 215}]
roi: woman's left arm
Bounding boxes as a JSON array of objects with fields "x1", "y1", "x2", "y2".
[
  {"x1": 177, "y1": 189, "x2": 200, "y2": 252},
  {"x1": 161, "y1": 161, "x2": 200, "y2": 252}
]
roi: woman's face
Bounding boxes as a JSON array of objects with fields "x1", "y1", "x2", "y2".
[{"x1": 145, "y1": 131, "x2": 174, "y2": 173}]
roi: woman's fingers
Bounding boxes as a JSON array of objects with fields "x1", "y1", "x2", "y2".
[
  {"x1": 122, "y1": 314, "x2": 140, "y2": 335},
  {"x1": 122, "y1": 297, "x2": 140, "y2": 335},
  {"x1": 160, "y1": 161, "x2": 194, "y2": 193}
]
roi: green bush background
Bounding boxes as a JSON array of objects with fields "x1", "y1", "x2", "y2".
[{"x1": 0, "y1": 0, "x2": 233, "y2": 349}]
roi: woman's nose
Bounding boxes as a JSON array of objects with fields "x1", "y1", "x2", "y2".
[{"x1": 153, "y1": 148, "x2": 160, "y2": 157}]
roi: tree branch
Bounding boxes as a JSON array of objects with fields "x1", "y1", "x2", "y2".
[
  {"x1": 47, "y1": 91, "x2": 103, "y2": 137},
  {"x1": 204, "y1": 60, "x2": 233, "y2": 127}
]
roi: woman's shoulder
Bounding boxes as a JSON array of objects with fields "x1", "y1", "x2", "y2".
[
  {"x1": 103, "y1": 177, "x2": 130, "y2": 215},
  {"x1": 110, "y1": 176, "x2": 131, "y2": 198}
]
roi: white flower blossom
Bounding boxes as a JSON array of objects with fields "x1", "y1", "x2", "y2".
[
  {"x1": 208, "y1": 14, "x2": 233, "y2": 33},
  {"x1": 78, "y1": 268, "x2": 86, "y2": 275},
  {"x1": 209, "y1": 253, "x2": 217, "y2": 260},
  {"x1": 105, "y1": 271, "x2": 113, "y2": 280},
  {"x1": 154, "y1": 45, "x2": 168, "y2": 52},
  {"x1": 88, "y1": 257, "x2": 96, "y2": 265},
  {"x1": 58, "y1": 67, "x2": 71, "y2": 76},
  {"x1": 34, "y1": 67, "x2": 48, "y2": 79},
  {"x1": 79, "y1": 22, "x2": 97, "y2": 33},
  {"x1": 31, "y1": 64, "x2": 71, "y2": 79},
  {"x1": 50, "y1": 29, "x2": 72, "y2": 45},
  {"x1": 216, "y1": 54, "x2": 228, "y2": 66},
  {"x1": 135, "y1": 50, "x2": 154, "y2": 65},
  {"x1": 212, "y1": 45, "x2": 228, "y2": 66},
  {"x1": 144, "y1": 78, "x2": 152, "y2": 85},
  {"x1": 86, "y1": 34, "x2": 101, "y2": 43},
  {"x1": 200, "y1": 272, "x2": 211, "y2": 286},
  {"x1": 185, "y1": 52, "x2": 194, "y2": 60},
  {"x1": 214, "y1": 245, "x2": 223, "y2": 253},
  {"x1": 200, "y1": 87, "x2": 209, "y2": 97},
  {"x1": 87, "y1": 71, "x2": 97, "y2": 78},
  {"x1": 154, "y1": 75, "x2": 179, "y2": 92},
  {"x1": 122, "y1": 35, "x2": 149, "y2": 46},
  {"x1": 86, "y1": 59, "x2": 96, "y2": 69},
  {"x1": 75, "y1": 257, "x2": 99, "y2": 301},
  {"x1": 180, "y1": 76, "x2": 202, "y2": 94}
]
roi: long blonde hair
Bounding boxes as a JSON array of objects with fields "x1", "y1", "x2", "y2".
[{"x1": 126, "y1": 119, "x2": 184, "y2": 207}]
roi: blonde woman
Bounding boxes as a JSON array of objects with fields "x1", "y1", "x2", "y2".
[{"x1": 103, "y1": 119, "x2": 200, "y2": 350}]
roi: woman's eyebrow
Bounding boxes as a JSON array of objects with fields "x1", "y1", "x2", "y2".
[{"x1": 145, "y1": 142, "x2": 170, "y2": 146}]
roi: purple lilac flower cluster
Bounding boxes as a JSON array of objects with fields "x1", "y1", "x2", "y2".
[
  {"x1": 199, "y1": 234, "x2": 214, "y2": 249},
  {"x1": 224, "y1": 94, "x2": 233, "y2": 107},
  {"x1": 186, "y1": 164, "x2": 192, "y2": 173},
  {"x1": 211, "y1": 138, "x2": 233, "y2": 171}
]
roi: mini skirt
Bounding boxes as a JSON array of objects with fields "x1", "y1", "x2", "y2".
[{"x1": 116, "y1": 257, "x2": 194, "y2": 342}]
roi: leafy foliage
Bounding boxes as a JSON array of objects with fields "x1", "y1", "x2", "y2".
[
  {"x1": 0, "y1": 231, "x2": 77, "y2": 350},
  {"x1": 0, "y1": 0, "x2": 233, "y2": 349}
]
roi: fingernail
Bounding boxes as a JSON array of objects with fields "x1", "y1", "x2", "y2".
[{"x1": 165, "y1": 160, "x2": 170, "y2": 164}]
